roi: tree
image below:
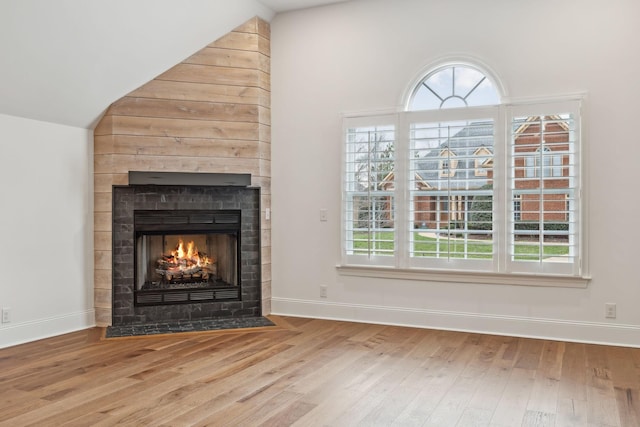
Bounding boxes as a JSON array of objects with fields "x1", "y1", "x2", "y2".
[
  {"x1": 354, "y1": 130, "x2": 394, "y2": 229},
  {"x1": 469, "y1": 184, "x2": 493, "y2": 231},
  {"x1": 354, "y1": 132, "x2": 394, "y2": 190}
]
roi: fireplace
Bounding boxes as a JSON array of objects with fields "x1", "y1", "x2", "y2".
[
  {"x1": 134, "y1": 209, "x2": 241, "y2": 306},
  {"x1": 108, "y1": 173, "x2": 266, "y2": 334}
]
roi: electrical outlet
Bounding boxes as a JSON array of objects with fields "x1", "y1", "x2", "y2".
[
  {"x1": 320, "y1": 209, "x2": 328, "y2": 222},
  {"x1": 2, "y1": 308, "x2": 11, "y2": 324},
  {"x1": 320, "y1": 285, "x2": 328, "y2": 298},
  {"x1": 605, "y1": 303, "x2": 616, "y2": 319}
]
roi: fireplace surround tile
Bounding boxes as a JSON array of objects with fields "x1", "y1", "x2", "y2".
[{"x1": 110, "y1": 184, "x2": 262, "y2": 330}]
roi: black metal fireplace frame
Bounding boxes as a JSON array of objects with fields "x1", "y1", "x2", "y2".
[{"x1": 133, "y1": 209, "x2": 242, "y2": 307}]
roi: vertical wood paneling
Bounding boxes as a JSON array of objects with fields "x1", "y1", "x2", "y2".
[{"x1": 93, "y1": 16, "x2": 271, "y2": 326}]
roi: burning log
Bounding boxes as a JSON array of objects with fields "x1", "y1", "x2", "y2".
[{"x1": 154, "y1": 239, "x2": 215, "y2": 283}]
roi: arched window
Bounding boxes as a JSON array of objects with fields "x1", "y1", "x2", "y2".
[
  {"x1": 343, "y1": 61, "x2": 584, "y2": 283},
  {"x1": 407, "y1": 64, "x2": 500, "y2": 111}
]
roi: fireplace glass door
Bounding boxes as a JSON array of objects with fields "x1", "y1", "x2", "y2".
[{"x1": 136, "y1": 232, "x2": 237, "y2": 290}]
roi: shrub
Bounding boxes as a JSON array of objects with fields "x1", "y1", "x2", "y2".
[
  {"x1": 469, "y1": 185, "x2": 493, "y2": 231},
  {"x1": 514, "y1": 221, "x2": 569, "y2": 231}
]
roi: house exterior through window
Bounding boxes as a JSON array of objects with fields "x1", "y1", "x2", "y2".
[{"x1": 342, "y1": 63, "x2": 585, "y2": 283}]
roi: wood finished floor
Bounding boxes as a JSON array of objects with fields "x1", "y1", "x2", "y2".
[{"x1": 1, "y1": 316, "x2": 639, "y2": 426}]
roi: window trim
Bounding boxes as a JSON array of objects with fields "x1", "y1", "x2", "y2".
[
  {"x1": 336, "y1": 264, "x2": 589, "y2": 288},
  {"x1": 340, "y1": 95, "x2": 589, "y2": 288}
]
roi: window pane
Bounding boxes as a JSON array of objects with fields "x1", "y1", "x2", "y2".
[
  {"x1": 510, "y1": 115, "x2": 577, "y2": 266},
  {"x1": 348, "y1": 195, "x2": 395, "y2": 256},
  {"x1": 409, "y1": 120, "x2": 494, "y2": 260},
  {"x1": 464, "y1": 78, "x2": 500, "y2": 106},
  {"x1": 344, "y1": 125, "x2": 395, "y2": 259},
  {"x1": 453, "y1": 67, "x2": 484, "y2": 99}
]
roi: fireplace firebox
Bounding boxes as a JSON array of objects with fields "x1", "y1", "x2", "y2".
[{"x1": 134, "y1": 210, "x2": 241, "y2": 306}]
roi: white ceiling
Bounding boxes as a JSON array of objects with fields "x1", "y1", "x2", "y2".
[
  {"x1": 0, "y1": 0, "x2": 350, "y2": 129},
  {"x1": 259, "y1": 0, "x2": 349, "y2": 12}
]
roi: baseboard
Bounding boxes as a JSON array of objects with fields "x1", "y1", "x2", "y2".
[
  {"x1": 0, "y1": 309, "x2": 96, "y2": 349},
  {"x1": 271, "y1": 297, "x2": 640, "y2": 348}
]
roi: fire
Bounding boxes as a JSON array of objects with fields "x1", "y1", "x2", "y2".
[{"x1": 168, "y1": 239, "x2": 212, "y2": 271}]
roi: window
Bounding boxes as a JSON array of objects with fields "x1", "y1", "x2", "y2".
[
  {"x1": 409, "y1": 118, "x2": 495, "y2": 267},
  {"x1": 510, "y1": 111, "x2": 579, "y2": 274},
  {"x1": 344, "y1": 120, "x2": 396, "y2": 265},
  {"x1": 410, "y1": 64, "x2": 500, "y2": 110},
  {"x1": 526, "y1": 147, "x2": 564, "y2": 178},
  {"x1": 438, "y1": 149, "x2": 457, "y2": 177},
  {"x1": 514, "y1": 194, "x2": 522, "y2": 221},
  {"x1": 342, "y1": 64, "x2": 585, "y2": 284},
  {"x1": 474, "y1": 147, "x2": 492, "y2": 176}
]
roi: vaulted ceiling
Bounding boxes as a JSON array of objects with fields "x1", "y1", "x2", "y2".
[
  {"x1": 0, "y1": 0, "x2": 349, "y2": 129},
  {"x1": 259, "y1": 0, "x2": 349, "y2": 12}
]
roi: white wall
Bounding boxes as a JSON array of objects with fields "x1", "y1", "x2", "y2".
[
  {"x1": 0, "y1": 1, "x2": 277, "y2": 348},
  {"x1": 270, "y1": 0, "x2": 640, "y2": 346},
  {"x1": 0, "y1": 114, "x2": 93, "y2": 348}
]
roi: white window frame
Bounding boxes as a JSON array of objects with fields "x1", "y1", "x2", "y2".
[
  {"x1": 342, "y1": 114, "x2": 398, "y2": 268},
  {"x1": 507, "y1": 101, "x2": 582, "y2": 277},
  {"x1": 404, "y1": 105, "x2": 501, "y2": 273},
  {"x1": 339, "y1": 97, "x2": 589, "y2": 288}
]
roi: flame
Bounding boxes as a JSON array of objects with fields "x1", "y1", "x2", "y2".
[{"x1": 169, "y1": 239, "x2": 212, "y2": 271}]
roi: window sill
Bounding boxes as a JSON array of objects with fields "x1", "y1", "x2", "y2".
[{"x1": 336, "y1": 265, "x2": 590, "y2": 288}]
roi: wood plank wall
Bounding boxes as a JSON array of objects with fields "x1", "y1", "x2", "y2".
[{"x1": 93, "y1": 17, "x2": 271, "y2": 326}]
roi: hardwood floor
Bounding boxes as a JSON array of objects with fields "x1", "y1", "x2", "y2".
[{"x1": 1, "y1": 316, "x2": 640, "y2": 426}]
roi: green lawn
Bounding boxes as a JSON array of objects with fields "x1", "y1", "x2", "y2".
[{"x1": 352, "y1": 231, "x2": 569, "y2": 260}]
